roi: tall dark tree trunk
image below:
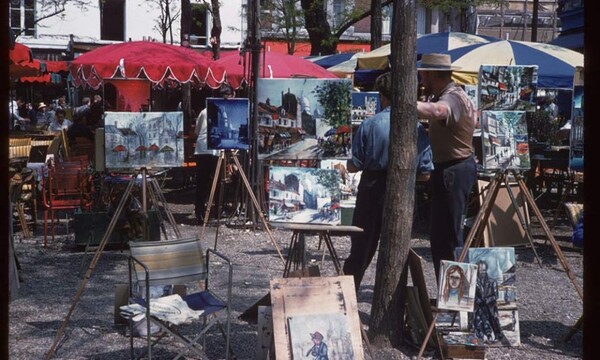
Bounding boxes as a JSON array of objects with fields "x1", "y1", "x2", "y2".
[
  {"x1": 210, "y1": 0, "x2": 222, "y2": 60},
  {"x1": 369, "y1": 0, "x2": 417, "y2": 347},
  {"x1": 180, "y1": 0, "x2": 192, "y2": 148},
  {"x1": 370, "y1": 0, "x2": 382, "y2": 50},
  {"x1": 300, "y1": 0, "x2": 337, "y2": 55}
]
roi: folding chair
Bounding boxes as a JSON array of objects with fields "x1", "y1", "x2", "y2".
[{"x1": 126, "y1": 237, "x2": 232, "y2": 359}]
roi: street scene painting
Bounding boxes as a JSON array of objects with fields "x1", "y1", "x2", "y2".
[
  {"x1": 287, "y1": 313, "x2": 356, "y2": 360},
  {"x1": 437, "y1": 260, "x2": 477, "y2": 312},
  {"x1": 104, "y1": 112, "x2": 184, "y2": 169},
  {"x1": 480, "y1": 111, "x2": 531, "y2": 171},
  {"x1": 206, "y1": 97, "x2": 249, "y2": 151},
  {"x1": 268, "y1": 166, "x2": 341, "y2": 225},
  {"x1": 478, "y1": 65, "x2": 538, "y2": 112},
  {"x1": 570, "y1": 79, "x2": 584, "y2": 170},
  {"x1": 257, "y1": 78, "x2": 353, "y2": 160},
  {"x1": 464, "y1": 84, "x2": 479, "y2": 110},
  {"x1": 465, "y1": 247, "x2": 520, "y2": 347},
  {"x1": 351, "y1": 91, "x2": 380, "y2": 125}
]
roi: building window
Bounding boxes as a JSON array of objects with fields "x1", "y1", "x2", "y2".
[
  {"x1": 10, "y1": 0, "x2": 35, "y2": 36},
  {"x1": 100, "y1": 0, "x2": 125, "y2": 41},
  {"x1": 190, "y1": 3, "x2": 208, "y2": 46}
]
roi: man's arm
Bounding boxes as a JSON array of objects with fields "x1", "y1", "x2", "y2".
[{"x1": 417, "y1": 101, "x2": 450, "y2": 121}]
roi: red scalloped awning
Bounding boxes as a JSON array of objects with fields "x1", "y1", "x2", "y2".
[
  {"x1": 10, "y1": 42, "x2": 42, "y2": 80},
  {"x1": 69, "y1": 41, "x2": 227, "y2": 90},
  {"x1": 216, "y1": 51, "x2": 338, "y2": 90}
]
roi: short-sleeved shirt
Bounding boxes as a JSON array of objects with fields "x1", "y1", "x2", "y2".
[
  {"x1": 428, "y1": 82, "x2": 476, "y2": 164},
  {"x1": 351, "y1": 106, "x2": 433, "y2": 173}
]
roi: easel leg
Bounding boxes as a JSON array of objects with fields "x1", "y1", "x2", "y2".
[{"x1": 200, "y1": 152, "x2": 224, "y2": 243}]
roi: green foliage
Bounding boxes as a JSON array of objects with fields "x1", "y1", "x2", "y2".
[
  {"x1": 312, "y1": 81, "x2": 352, "y2": 129},
  {"x1": 419, "y1": 0, "x2": 504, "y2": 12}
]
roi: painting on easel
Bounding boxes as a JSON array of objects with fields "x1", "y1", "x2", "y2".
[
  {"x1": 480, "y1": 110, "x2": 531, "y2": 171},
  {"x1": 104, "y1": 112, "x2": 184, "y2": 169},
  {"x1": 288, "y1": 313, "x2": 355, "y2": 359},
  {"x1": 437, "y1": 260, "x2": 477, "y2": 312},
  {"x1": 268, "y1": 166, "x2": 341, "y2": 225},
  {"x1": 478, "y1": 65, "x2": 538, "y2": 112},
  {"x1": 466, "y1": 247, "x2": 520, "y2": 347},
  {"x1": 206, "y1": 98, "x2": 250, "y2": 151}
]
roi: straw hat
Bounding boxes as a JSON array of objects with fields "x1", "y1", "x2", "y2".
[
  {"x1": 38, "y1": 102, "x2": 47, "y2": 110},
  {"x1": 418, "y1": 53, "x2": 461, "y2": 71}
]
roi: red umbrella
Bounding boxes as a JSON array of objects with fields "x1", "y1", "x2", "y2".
[
  {"x1": 112, "y1": 144, "x2": 127, "y2": 152},
  {"x1": 148, "y1": 144, "x2": 160, "y2": 151},
  {"x1": 217, "y1": 51, "x2": 338, "y2": 90},
  {"x1": 336, "y1": 125, "x2": 350, "y2": 134},
  {"x1": 69, "y1": 41, "x2": 227, "y2": 89}
]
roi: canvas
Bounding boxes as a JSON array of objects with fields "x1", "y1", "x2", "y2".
[
  {"x1": 288, "y1": 313, "x2": 355, "y2": 360},
  {"x1": 437, "y1": 260, "x2": 477, "y2": 312},
  {"x1": 480, "y1": 110, "x2": 531, "y2": 171},
  {"x1": 570, "y1": 80, "x2": 584, "y2": 170},
  {"x1": 478, "y1": 65, "x2": 538, "y2": 112},
  {"x1": 257, "y1": 78, "x2": 353, "y2": 160},
  {"x1": 351, "y1": 91, "x2": 380, "y2": 125},
  {"x1": 464, "y1": 84, "x2": 479, "y2": 110},
  {"x1": 465, "y1": 247, "x2": 520, "y2": 347},
  {"x1": 206, "y1": 97, "x2": 250, "y2": 151},
  {"x1": 268, "y1": 166, "x2": 341, "y2": 225},
  {"x1": 104, "y1": 112, "x2": 184, "y2": 169}
]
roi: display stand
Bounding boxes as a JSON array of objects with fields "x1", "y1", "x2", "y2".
[
  {"x1": 416, "y1": 168, "x2": 584, "y2": 360},
  {"x1": 200, "y1": 150, "x2": 285, "y2": 265},
  {"x1": 45, "y1": 167, "x2": 180, "y2": 360}
]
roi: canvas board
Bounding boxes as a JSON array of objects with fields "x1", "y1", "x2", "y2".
[
  {"x1": 257, "y1": 78, "x2": 353, "y2": 160},
  {"x1": 351, "y1": 91, "x2": 380, "y2": 125},
  {"x1": 465, "y1": 247, "x2": 520, "y2": 347},
  {"x1": 437, "y1": 260, "x2": 477, "y2": 312},
  {"x1": 480, "y1": 110, "x2": 531, "y2": 171},
  {"x1": 104, "y1": 111, "x2": 184, "y2": 169},
  {"x1": 288, "y1": 313, "x2": 355, "y2": 360},
  {"x1": 464, "y1": 84, "x2": 479, "y2": 110},
  {"x1": 268, "y1": 166, "x2": 341, "y2": 225},
  {"x1": 206, "y1": 97, "x2": 249, "y2": 151},
  {"x1": 570, "y1": 67, "x2": 584, "y2": 170},
  {"x1": 478, "y1": 65, "x2": 538, "y2": 112},
  {"x1": 269, "y1": 276, "x2": 364, "y2": 360}
]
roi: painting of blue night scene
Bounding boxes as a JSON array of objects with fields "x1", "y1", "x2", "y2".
[{"x1": 206, "y1": 98, "x2": 250, "y2": 151}]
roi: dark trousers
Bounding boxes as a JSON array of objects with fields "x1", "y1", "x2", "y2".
[
  {"x1": 342, "y1": 170, "x2": 387, "y2": 291},
  {"x1": 430, "y1": 156, "x2": 477, "y2": 283},
  {"x1": 195, "y1": 154, "x2": 220, "y2": 221}
]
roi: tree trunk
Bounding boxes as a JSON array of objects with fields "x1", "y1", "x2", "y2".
[
  {"x1": 210, "y1": 0, "x2": 222, "y2": 60},
  {"x1": 369, "y1": 0, "x2": 418, "y2": 348},
  {"x1": 370, "y1": 0, "x2": 382, "y2": 50},
  {"x1": 300, "y1": 0, "x2": 337, "y2": 55}
]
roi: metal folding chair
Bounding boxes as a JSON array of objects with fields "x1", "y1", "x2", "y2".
[{"x1": 126, "y1": 237, "x2": 232, "y2": 359}]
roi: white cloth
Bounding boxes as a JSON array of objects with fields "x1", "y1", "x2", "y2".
[
  {"x1": 194, "y1": 108, "x2": 219, "y2": 156},
  {"x1": 120, "y1": 294, "x2": 205, "y2": 325}
]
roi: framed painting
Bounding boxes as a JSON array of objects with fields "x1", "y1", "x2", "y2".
[
  {"x1": 465, "y1": 247, "x2": 520, "y2": 347},
  {"x1": 437, "y1": 260, "x2": 477, "y2": 312},
  {"x1": 257, "y1": 78, "x2": 353, "y2": 160},
  {"x1": 351, "y1": 91, "x2": 380, "y2": 125},
  {"x1": 268, "y1": 166, "x2": 341, "y2": 225},
  {"x1": 104, "y1": 111, "x2": 184, "y2": 169},
  {"x1": 288, "y1": 313, "x2": 355, "y2": 360},
  {"x1": 478, "y1": 65, "x2": 538, "y2": 112},
  {"x1": 480, "y1": 110, "x2": 530, "y2": 171},
  {"x1": 570, "y1": 67, "x2": 584, "y2": 171},
  {"x1": 206, "y1": 97, "x2": 250, "y2": 151}
]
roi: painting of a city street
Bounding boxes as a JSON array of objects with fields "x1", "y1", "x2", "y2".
[
  {"x1": 481, "y1": 111, "x2": 530, "y2": 171},
  {"x1": 104, "y1": 112, "x2": 184, "y2": 169},
  {"x1": 206, "y1": 98, "x2": 249, "y2": 151},
  {"x1": 351, "y1": 91, "x2": 380, "y2": 125},
  {"x1": 257, "y1": 78, "x2": 353, "y2": 160},
  {"x1": 268, "y1": 166, "x2": 341, "y2": 225},
  {"x1": 478, "y1": 65, "x2": 538, "y2": 112}
]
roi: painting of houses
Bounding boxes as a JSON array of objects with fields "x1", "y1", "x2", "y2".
[
  {"x1": 480, "y1": 111, "x2": 530, "y2": 171},
  {"x1": 257, "y1": 78, "x2": 353, "y2": 160},
  {"x1": 268, "y1": 166, "x2": 341, "y2": 225},
  {"x1": 206, "y1": 98, "x2": 249, "y2": 151},
  {"x1": 478, "y1": 65, "x2": 538, "y2": 112},
  {"x1": 351, "y1": 91, "x2": 380, "y2": 125},
  {"x1": 104, "y1": 112, "x2": 184, "y2": 169}
]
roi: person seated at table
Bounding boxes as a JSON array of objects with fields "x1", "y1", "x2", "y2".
[
  {"x1": 67, "y1": 110, "x2": 95, "y2": 144},
  {"x1": 48, "y1": 108, "x2": 73, "y2": 132}
]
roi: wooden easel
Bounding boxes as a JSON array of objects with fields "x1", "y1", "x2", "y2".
[
  {"x1": 416, "y1": 168, "x2": 584, "y2": 360},
  {"x1": 45, "y1": 167, "x2": 180, "y2": 359},
  {"x1": 199, "y1": 150, "x2": 285, "y2": 265}
]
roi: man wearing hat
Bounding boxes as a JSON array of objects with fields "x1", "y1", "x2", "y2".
[
  {"x1": 417, "y1": 53, "x2": 477, "y2": 283},
  {"x1": 306, "y1": 331, "x2": 328, "y2": 359}
]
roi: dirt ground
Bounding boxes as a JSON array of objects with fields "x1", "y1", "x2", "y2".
[{"x1": 8, "y1": 174, "x2": 583, "y2": 359}]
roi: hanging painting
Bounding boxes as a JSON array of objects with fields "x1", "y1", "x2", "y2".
[
  {"x1": 570, "y1": 66, "x2": 584, "y2": 171},
  {"x1": 104, "y1": 112, "x2": 184, "y2": 169},
  {"x1": 206, "y1": 97, "x2": 250, "y2": 151},
  {"x1": 480, "y1": 110, "x2": 530, "y2": 171},
  {"x1": 257, "y1": 78, "x2": 353, "y2": 160},
  {"x1": 268, "y1": 166, "x2": 341, "y2": 225},
  {"x1": 351, "y1": 91, "x2": 380, "y2": 125},
  {"x1": 478, "y1": 65, "x2": 538, "y2": 112}
]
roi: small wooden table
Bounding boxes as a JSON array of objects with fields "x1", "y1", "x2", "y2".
[{"x1": 273, "y1": 223, "x2": 363, "y2": 277}]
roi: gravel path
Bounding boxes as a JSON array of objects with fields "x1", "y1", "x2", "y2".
[{"x1": 9, "y1": 184, "x2": 583, "y2": 359}]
